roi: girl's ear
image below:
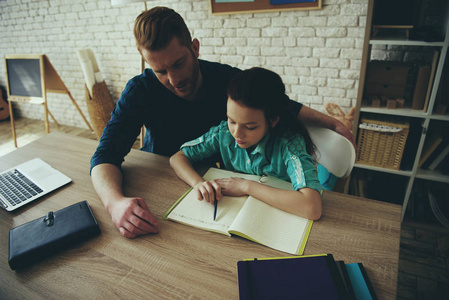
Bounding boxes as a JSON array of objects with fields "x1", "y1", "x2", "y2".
[{"x1": 271, "y1": 116, "x2": 280, "y2": 128}]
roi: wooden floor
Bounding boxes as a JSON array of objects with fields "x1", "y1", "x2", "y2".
[
  {"x1": 0, "y1": 117, "x2": 140, "y2": 157},
  {"x1": 397, "y1": 221, "x2": 449, "y2": 300},
  {"x1": 0, "y1": 118, "x2": 98, "y2": 157},
  {"x1": 1, "y1": 117, "x2": 448, "y2": 299}
]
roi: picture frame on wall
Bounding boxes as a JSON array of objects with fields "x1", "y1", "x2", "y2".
[{"x1": 210, "y1": 0, "x2": 322, "y2": 15}]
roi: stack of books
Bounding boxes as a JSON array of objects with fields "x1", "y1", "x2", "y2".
[{"x1": 237, "y1": 254, "x2": 377, "y2": 300}]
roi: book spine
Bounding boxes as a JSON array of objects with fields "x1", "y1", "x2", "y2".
[
  {"x1": 345, "y1": 263, "x2": 377, "y2": 300},
  {"x1": 412, "y1": 65, "x2": 432, "y2": 110},
  {"x1": 325, "y1": 254, "x2": 351, "y2": 300},
  {"x1": 422, "y1": 51, "x2": 439, "y2": 112}
]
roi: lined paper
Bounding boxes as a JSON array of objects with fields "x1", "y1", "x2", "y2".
[
  {"x1": 168, "y1": 190, "x2": 247, "y2": 235},
  {"x1": 229, "y1": 196, "x2": 310, "y2": 254},
  {"x1": 167, "y1": 168, "x2": 312, "y2": 254}
]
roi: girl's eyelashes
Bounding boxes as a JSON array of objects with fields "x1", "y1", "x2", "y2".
[{"x1": 227, "y1": 117, "x2": 258, "y2": 130}]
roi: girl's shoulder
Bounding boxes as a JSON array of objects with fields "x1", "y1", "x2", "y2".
[
  {"x1": 204, "y1": 120, "x2": 231, "y2": 137},
  {"x1": 218, "y1": 120, "x2": 229, "y2": 128},
  {"x1": 276, "y1": 131, "x2": 307, "y2": 154},
  {"x1": 277, "y1": 130, "x2": 306, "y2": 144},
  {"x1": 210, "y1": 120, "x2": 230, "y2": 133}
]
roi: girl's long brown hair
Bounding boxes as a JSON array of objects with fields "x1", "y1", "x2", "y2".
[{"x1": 227, "y1": 67, "x2": 316, "y2": 159}]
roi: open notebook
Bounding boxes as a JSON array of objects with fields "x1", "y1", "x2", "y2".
[
  {"x1": 0, "y1": 158, "x2": 71, "y2": 211},
  {"x1": 165, "y1": 168, "x2": 313, "y2": 255}
]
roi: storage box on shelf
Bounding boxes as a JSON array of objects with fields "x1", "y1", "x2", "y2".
[
  {"x1": 365, "y1": 61, "x2": 411, "y2": 103},
  {"x1": 356, "y1": 116, "x2": 409, "y2": 170}
]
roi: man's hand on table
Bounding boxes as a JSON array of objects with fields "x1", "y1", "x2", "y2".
[{"x1": 108, "y1": 197, "x2": 159, "y2": 238}]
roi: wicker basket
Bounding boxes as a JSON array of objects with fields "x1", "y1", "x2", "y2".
[
  {"x1": 85, "y1": 81, "x2": 115, "y2": 140},
  {"x1": 356, "y1": 116, "x2": 410, "y2": 170}
]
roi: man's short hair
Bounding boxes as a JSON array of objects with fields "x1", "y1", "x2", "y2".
[{"x1": 134, "y1": 6, "x2": 192, "y2": 52}]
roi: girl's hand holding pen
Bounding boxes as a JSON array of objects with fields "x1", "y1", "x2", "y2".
[{"x1": 193, "y1": 180, "x2": 223, "y2": 205}]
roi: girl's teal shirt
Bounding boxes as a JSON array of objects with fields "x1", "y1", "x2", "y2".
[{"x1": 181, "y1": 121, "x2": 321, "y2": 193}]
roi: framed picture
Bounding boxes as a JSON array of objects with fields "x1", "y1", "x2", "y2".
[{"x1": 210, "y1": 0, "x2": 322, "y2": 15}]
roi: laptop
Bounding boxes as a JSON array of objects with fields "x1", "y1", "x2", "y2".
[{"x1": 0, "y1": 158, "x2": 72, "y2": 211}]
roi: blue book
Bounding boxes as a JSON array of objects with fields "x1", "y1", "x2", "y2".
[{"x1": 345, "y1": 263, "x2": 378, "y2": 300}]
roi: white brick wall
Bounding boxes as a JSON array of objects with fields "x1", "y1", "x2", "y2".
[{"x1": 0, "y1": 0, "x2": 368, "y2": 129}]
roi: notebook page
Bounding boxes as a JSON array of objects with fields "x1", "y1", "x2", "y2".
[
  {"x1": 228, "y1": 196, "x2": 311, "y2": 255},
  {"x1": 166, "y1": 168, "x2": 257, "y2": 235},
  {"x1": 167, "y1": 189, "x2": 247, "y2": 236},
  {"x1": 167, "y1": 168, "x2": 301, "y2": 239}
]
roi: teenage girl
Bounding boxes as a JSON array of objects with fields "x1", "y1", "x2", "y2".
[{"x1": 169, "y1": 67, "x2": 322, "y2": 220}]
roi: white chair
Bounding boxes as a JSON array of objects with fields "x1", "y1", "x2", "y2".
[{"x1": 307, "y1": 125, "x2": 356, "y2": 178}]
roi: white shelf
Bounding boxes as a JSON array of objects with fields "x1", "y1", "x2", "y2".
[
  {"x1": 360, "y1": 107, "x2": 449, "y2": 121},
  {"x1": 429, "y1": 114, "x2": 449, "y2": 121},
  {"x1": 360, "y1": 107, "x2": 429, "y2": 118},
  {"x1": 354, "y1": 163, "x2": 413, "y2": 177},
  {"x1": 352, "y1": 0, "x2": 449, "y2": 221},
  {"x1": 416, "y1": 169, "x2": 449, "y2": 183},
  {"x1": 370, "y1": 37, "x2": 445, "y2": 47}
]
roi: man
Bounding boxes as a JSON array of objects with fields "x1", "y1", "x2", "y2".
[{"x1": 91, "y1": 7, "x2": 354, "y2": 238}]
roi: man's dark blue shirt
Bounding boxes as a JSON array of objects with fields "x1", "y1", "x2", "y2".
[{"x1": 90, "y1": 60, "x2": 302, "y2": 171}]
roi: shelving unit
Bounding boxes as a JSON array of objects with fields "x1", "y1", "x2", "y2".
[{"x1": 352, "y1": 0, "x2": 449, "y2": 220}]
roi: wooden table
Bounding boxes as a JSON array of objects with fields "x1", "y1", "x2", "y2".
[{"x1": 0, "y1": 133, "x2": 401, "y2": 299}]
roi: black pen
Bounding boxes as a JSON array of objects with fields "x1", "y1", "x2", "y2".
[{"x1": 213, "y1": 198, "x2": 218, "y2": 221}]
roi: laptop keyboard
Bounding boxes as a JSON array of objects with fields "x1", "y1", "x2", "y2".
[{"x1": 0, "y1": 169, "x2": 43, "y2": 207}]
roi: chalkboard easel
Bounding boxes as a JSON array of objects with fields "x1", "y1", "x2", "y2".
[{"x1": 4, "y1": 54, "x2": 93, "y2": 147}]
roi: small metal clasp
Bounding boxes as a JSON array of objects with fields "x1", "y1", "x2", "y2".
[{"x1": 44, "y1": 211, "x2": 54, "y2": 226}]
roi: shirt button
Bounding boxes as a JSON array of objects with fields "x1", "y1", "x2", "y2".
[{"x1": 247, "y1": 159, "x2": 251, "y2": 164}]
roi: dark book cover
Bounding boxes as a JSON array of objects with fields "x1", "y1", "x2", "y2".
[
  {"x1": 237, "y1": 254, "x2": 349, "y2": 300},
  {"x1": 336, "y1": 260, "x2": 357, "y2": 300},
  {"x1": 8, "y1": 200, "x2": 101, "y2": 270}
]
